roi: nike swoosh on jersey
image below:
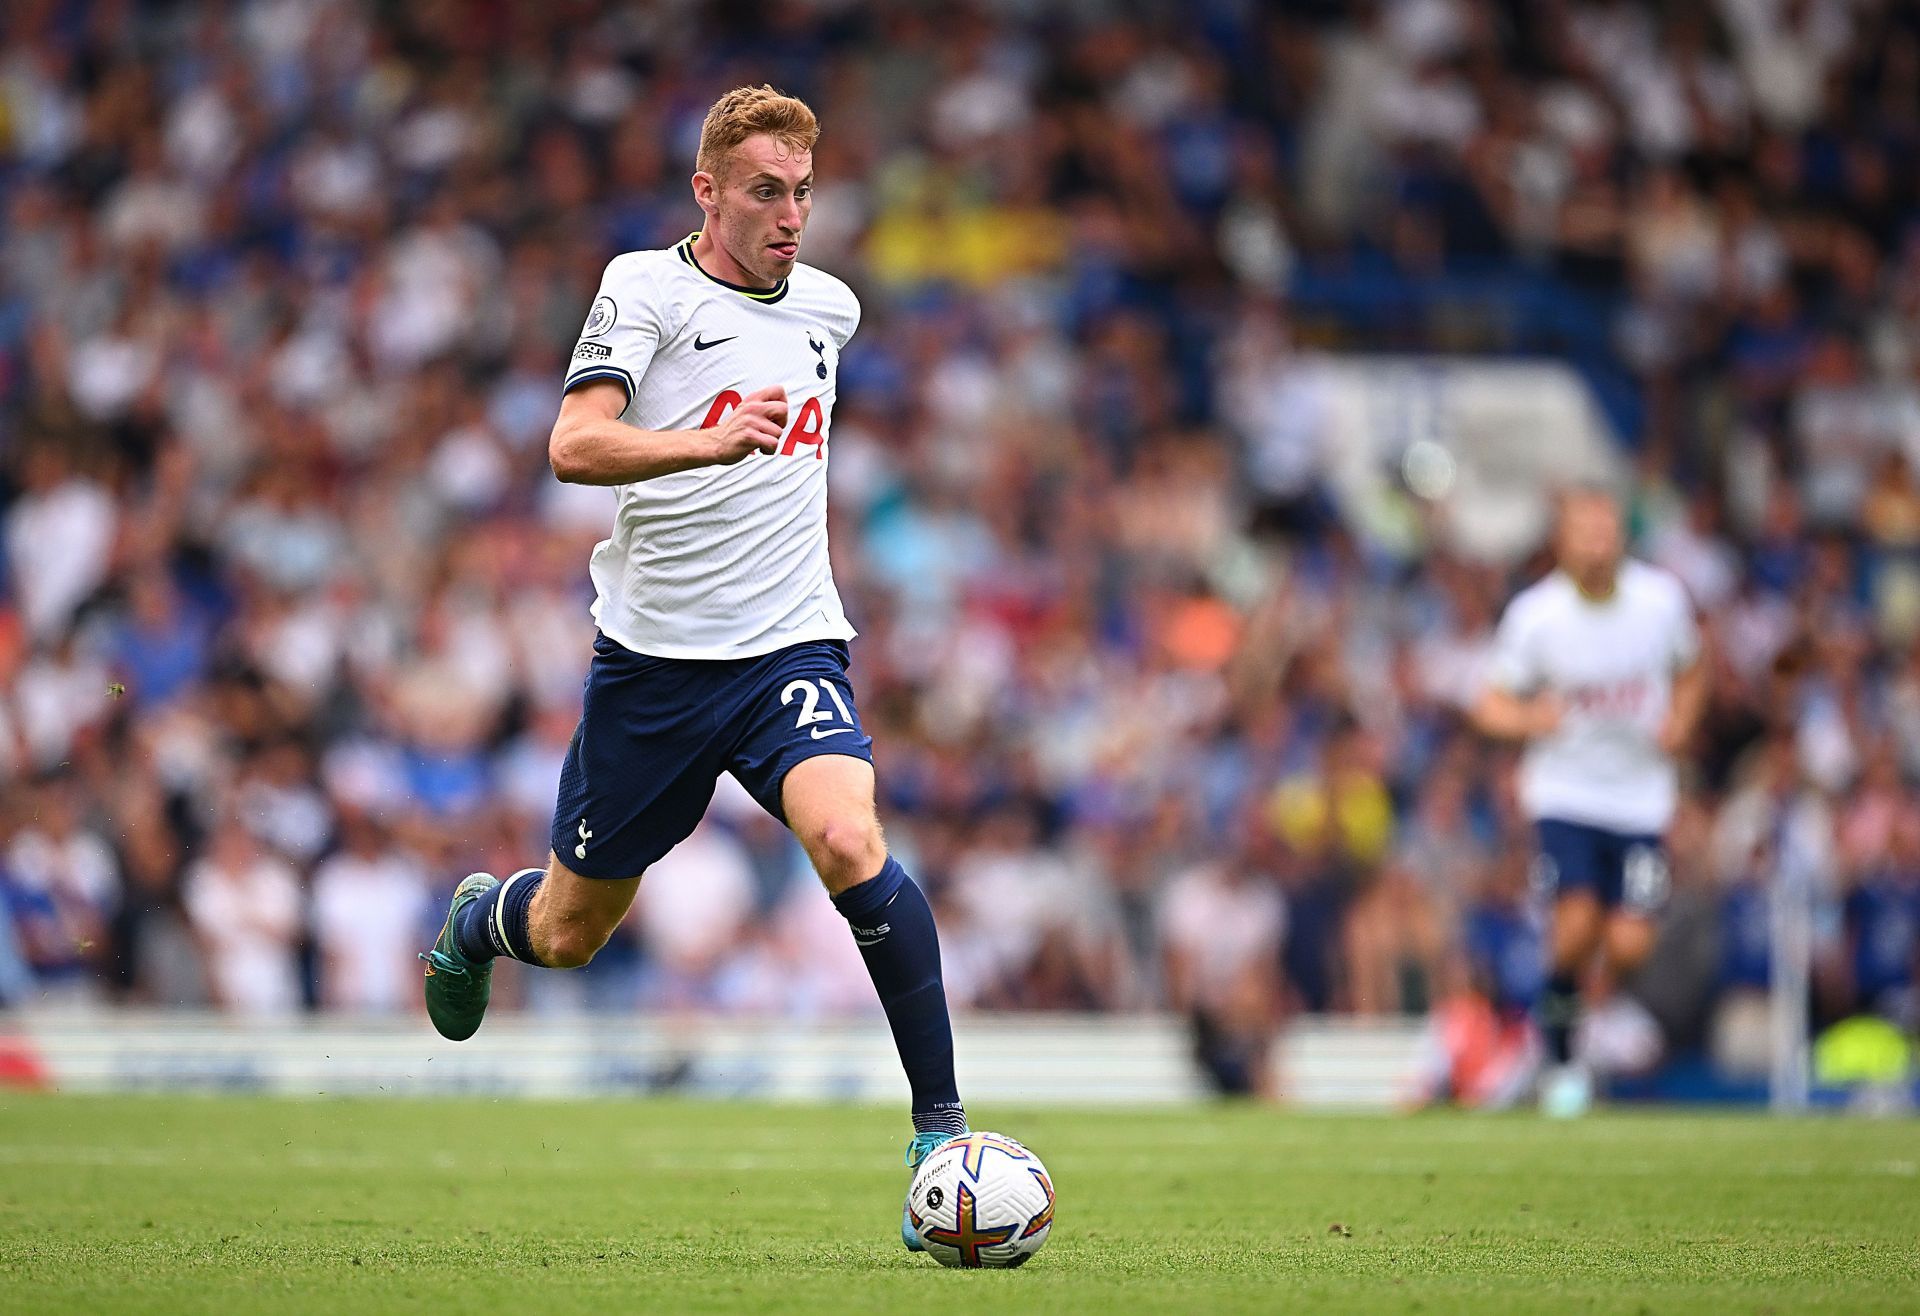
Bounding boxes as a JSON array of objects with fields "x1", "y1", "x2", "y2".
[
  {"x1": 810, "y1": 727, "x2": 855, "y2": 739},
  {"x1": 693, "y1": 333, "x2": 737, "y2": 351}
]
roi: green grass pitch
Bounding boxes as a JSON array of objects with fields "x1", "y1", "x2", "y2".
[{"x1": 1, "y1": 1095, "x2": 1916, "y2": 1314}]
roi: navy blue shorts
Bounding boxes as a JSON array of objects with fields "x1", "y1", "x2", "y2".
[
  {"x1": 1532, "y1": 818, "x2": 1670, "y2": 915},
  {"x1": 551, "y1": 635, "x2": 874, "y2": 879}
]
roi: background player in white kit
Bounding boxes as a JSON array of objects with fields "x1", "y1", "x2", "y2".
[
  {"x1": 417, "y1": 87, "x2": 967, "y2": 1246},
  {"x1": 1473, "y1": 487, "x2": 1707, "y2": 1117}
]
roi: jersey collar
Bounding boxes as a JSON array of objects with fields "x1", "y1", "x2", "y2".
[
  {"x1": 677, "y1": 232, "x2": 790, "y2": 304},
  {"x1": 1561, "y1": 566, "x2": 1620, "y2": 604}
]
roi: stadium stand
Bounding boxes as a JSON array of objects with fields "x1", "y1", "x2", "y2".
[{"x1": 0, "y1": 0, "x2": 1915, "y2": 1100}]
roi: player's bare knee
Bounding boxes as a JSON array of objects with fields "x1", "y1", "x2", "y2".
[
  {"x1": 1550, "y1": 893, "x2": 1604, "y2": 969},
  {"x1": 1604, "y1": 916, "x2": 1656, "y2": 973},
  {"x1": 539, "y1": 923, "x2": 606, "y2": 969},
  {"x1": 804, "y1": 816, "x2": 884, "y2": 889},
  {"x1": 545, "y1": 944, "x2": 596, "y2": 970},
  {"x1": 531, "y1": 907, "x2": 615, "y2": 968}
]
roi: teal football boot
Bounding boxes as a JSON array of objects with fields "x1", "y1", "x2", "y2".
[
  {"x1": 1539, "y1": 1063, "x2": 1594, "y2": 1119},
  {"x1": 901, "y1": 1129, "x2": 962, "y2": 1251},
  {"x1": 420, "y1": 872, "x2": 500, "y2": 1041}
]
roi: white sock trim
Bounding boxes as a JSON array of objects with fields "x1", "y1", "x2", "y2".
[{"x1": 491, "y1": 870, "x2": 528, "y2": 961}]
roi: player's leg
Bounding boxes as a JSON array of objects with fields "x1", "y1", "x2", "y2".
[
  {"x1": 725, "y1": 643, "x2": 964, "y2": 1248},
  {"x1": 420, "y1": 869, "x2": 524, "y2": 1041},
  {"x1": 455, "y1": 854, "x2": 641, "y2": 968},
  {"x1": 779, "y1": 752, "x2": 886, "y2": 893},
  {"x1": 1602, "y1": 912, "x2": 1658, "y2": 973},
  {"x1": 423, "y1": 853, "x2": 643, "y2": 1040},
  {"x1": 1532, "y1": 820, "x2": 1607, "y2": 1112},
  {"x1": 778, "y1": 752, "x2": 966, "y2": 1250},
  {"x1": 423, "y1": 636, "x2": 720, "y2": 1040},
  {"x1": 728, "y1": 644, "x2": 966, "y2": 1136},
  {"x1": 781, "y1": 752, "x2": 966, "y2": 1135},
  {"x1": 1541, "y1": 888, "x2": 1604, "y2": 1066},
  {"x1": 1598, "y1": 836, "x2": 1669, "y2": 977}
]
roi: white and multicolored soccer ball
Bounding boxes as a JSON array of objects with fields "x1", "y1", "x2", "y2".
[{"x1": 906, "y1": 1131, "x2": 1055, "y2": 1269}]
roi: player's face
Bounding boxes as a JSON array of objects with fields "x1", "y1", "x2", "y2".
[
  {"x1": 1555, "y1": 493, "x2": 1624, "y2": 585},
  {"x1": 703, "y1": 134, "x2": 813, "y2": 287}
]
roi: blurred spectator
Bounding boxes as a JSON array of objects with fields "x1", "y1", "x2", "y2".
[
  {"x1": 951, "y1": 802, "x2": 1126, "y2": 1010},
  {"x1": 1159, "y1": 818, "x2": 1287, "y2": 1097},
  {"x1": 1841, "y1": 805, "x2": 1920, "y2": 1031},
  {"x1": 1345, "y1": 854, "x2": 1445, "y2": 1017},
  {"x1": 0, "y1": 0, "x2": 1909, "y2": 1086},
  {"x1": 1413, "y1": 848, "x2": 1543, "y2": 1111},
  {"x1": 1, "y1": 775, "x2": 119, "y2": 1004},
  {"x1": 182, "y1": 815, "x2": 302, "y2": 1016},
  {"x1": 629, "y1": 818, "x2": 757, "y2": 1008},
  {"x1": 0, "y1": 893, "x2": 33, "y2": 1007},
  {"x1": 3, "y1": 447, "x2": 114, "y2": 643},
  {"x1": 1221, "y1": 300, "x2": 1335, "y2": 540},
  {"x1": 311, "y1": 813, "x2": 430, "y2": 1013},
  {"x1": 1414, "y1": 851, "x2": 1546, "y2": 1110},
  {"x1": 108, "y1": 570, "x2": 211, "y2": 710},
  {"x1": 103, "y1": 741, "x2": 200, "y2": 1006},
  {"x1": 11, "y1": 631, "x2": 111, "y2": 777}
]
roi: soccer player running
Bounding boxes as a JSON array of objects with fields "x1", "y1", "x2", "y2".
[
  {"x1": 1472, "y1": 487, "x2": 1706, "y2": 1117},
  {"x1": 418, "y1": 86, "x2": 965, "y2": 1244}
]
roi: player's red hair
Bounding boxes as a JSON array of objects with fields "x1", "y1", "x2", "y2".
[{"x1": 696, "y1": 85, "x2": 818, "y2": 178}]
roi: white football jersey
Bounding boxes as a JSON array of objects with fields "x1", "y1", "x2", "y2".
[
  {"x1": 562, "y1": 234, "x2": 859, "y2": 659},
  {"x1": 1486, "y1": 559, "x2": 1700, "y2": 834}
]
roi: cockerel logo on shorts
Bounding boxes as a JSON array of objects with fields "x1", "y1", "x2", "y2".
[{"x1": 575, "y1": 819, "x2": 593, "y2": 859}]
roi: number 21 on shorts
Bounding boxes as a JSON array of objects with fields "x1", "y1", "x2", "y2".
[{"x1": 783, "y1": 678, "x2": 856, "y2": 739}]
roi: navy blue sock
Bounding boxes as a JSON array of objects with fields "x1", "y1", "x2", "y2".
[
  {"x1": 833, "y1": 857, "x2": 965, "y2": 1135},
  {"x1": 453, "y1": 868, "x2": 548, "y2": 966},
  {"x1": 1539, "y1": 970, "x2": 1579, "y2": 1065}
]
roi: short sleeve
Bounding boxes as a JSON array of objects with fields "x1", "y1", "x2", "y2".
[
  {"x1": 1668, "y1": 579, "x2": 1701, "y2": 670},
  {"x1": 816, "y1": 274, "x2": 860, "y2": 348},
  {"x1": 1485, "y1": 597, "x2": 1541, "y2": 696},
  {"x1": 836, "y1": 288, "x2": 861, "y2": 348},
  {"x1": 563, "y1": 256, "x2": 662, "y2": 406}
]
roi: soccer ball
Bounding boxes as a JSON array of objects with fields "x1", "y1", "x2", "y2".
[{"x1": 906, "y1": 1131, "x2": 1054, "y2": 1268}]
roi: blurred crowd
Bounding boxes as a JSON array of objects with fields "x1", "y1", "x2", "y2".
[{"x1": 0, "y1": 0, "x2": 1916, "y2": 1088}]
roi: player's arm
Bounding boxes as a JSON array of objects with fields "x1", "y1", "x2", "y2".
[
  {"x1": 1474, "y1": 595, "x2": 1558, "y2": 742},
  {"x1": 1657, "y1": 652, "x2": 1708, "y2": 755},
  {"x1": 548, "y1": 382, "x2": 789, "y2": 485},
  {"x1": 1657, "y1": 588, "x2": 1709, "y2": 755},
  {"x1": 1470, "y1": 685, "x2": 1562, "y2": 742}
]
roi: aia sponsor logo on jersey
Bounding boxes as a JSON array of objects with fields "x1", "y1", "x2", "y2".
[
  {"x1": 1566, "y1": 676, "x2": 1652, "y2": 718},
  {"x1": 699, "y1": 390, "x2": 829, "y2": 459}
]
